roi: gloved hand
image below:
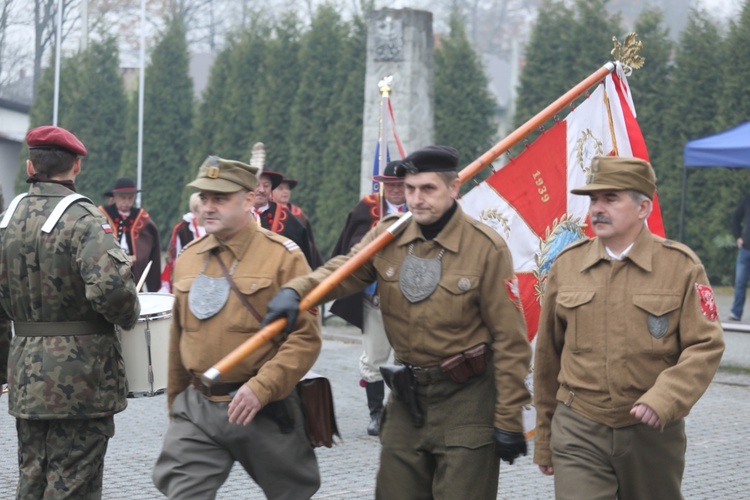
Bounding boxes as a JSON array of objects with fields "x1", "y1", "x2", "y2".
[
  {"x1": 261, "y1": 288, "x2": 301, "y2": 334},
  {"x1": 494, "y1": 428, "x2": 527, "y2": 465}
]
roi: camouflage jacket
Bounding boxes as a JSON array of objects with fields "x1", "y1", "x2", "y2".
[{"x1": 0, "y1": 182, "x2": 140, "y2": 419}]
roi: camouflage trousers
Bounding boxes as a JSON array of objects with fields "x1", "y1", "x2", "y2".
[{"x1": 16, "y1": 416, "x2": 115, "y2": 500}]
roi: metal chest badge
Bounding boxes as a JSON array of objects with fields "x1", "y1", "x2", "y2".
[
  {"x1": 647, "y1": 314, "x2": 669, "y2": 339},
  {"x1": 188, "y1": 252, "x2": 238, "y2": 320},
  {"x1": 399, "y1": 244, "x2": 445, "y2": 304}
]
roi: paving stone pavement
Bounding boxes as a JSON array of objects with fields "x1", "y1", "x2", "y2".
[{"x1": 1, "y1": 298, "x2": 750, "y2": 498}]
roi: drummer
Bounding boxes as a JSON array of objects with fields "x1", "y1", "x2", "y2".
[{"x1": 153, "y1": 156, "x2": 322, "y2": 498}]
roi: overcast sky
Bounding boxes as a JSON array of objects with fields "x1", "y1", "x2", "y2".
[{"x1": 695, "y1": 0, "x2": 744, "y2": 17}]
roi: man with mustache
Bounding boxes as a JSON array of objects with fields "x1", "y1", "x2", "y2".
[{"x1": 533, "y1": 156, "x2": 725, "y2": 499}]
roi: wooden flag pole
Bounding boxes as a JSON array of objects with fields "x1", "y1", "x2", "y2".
[
  {"x1": 458, "y1": 62, "x2": 615, "y2": 185},
  {"x1": 203, "y1": 62, "x2": 618, "y2": 385}
]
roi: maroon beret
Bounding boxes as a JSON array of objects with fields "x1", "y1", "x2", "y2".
[{"x1": 26, "y1": 125, "x2": 87, "y2": 156}]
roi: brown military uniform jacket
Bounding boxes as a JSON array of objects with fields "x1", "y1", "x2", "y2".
[
  {"x1": 286, "y1": 205, "x2": 531, "y2": 432},
  {"x1": 533, "y1": 228, "x2": 725, "y2": 465},
  {"x1": 167, "y1": 221, "x2": 322, "y2": 413}
]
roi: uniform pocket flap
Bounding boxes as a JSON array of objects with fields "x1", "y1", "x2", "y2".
[
  {"x1": 233, "y1": 276, "x2": 273, "y2": 295},
  {"x1": 633, "y1": 294, "x2": 682, "y2": 317},
  {"x1": 106, "y1": 247, "x2": 130, "y2": 264},
  {"x1": 444, "y1": 425, "x2": 494, "y2": 449},
  {"x1": 557, "y1": 290, "x2": 595, "y2": 308},
  {"x1": 439, "y1": 275, "x2": 478, "y2": 295}
]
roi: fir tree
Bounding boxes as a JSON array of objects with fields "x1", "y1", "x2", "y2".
[
  {"x1": 252, "y1": 12, "x2": 302, "y2": 171},
  {"x1": 512, "y1": 0, "x2": 575, "y2": 130},
  {"x1": 215, "y1": 19, "x2": 269, "y2": 162},
  {"x1": 121, "y1": 15, "x2": 194, "y2": 243},
  {"x1": 435, "y1": 11, "x2": 497, "y2": 186},
  {"x1": 514, "y1": 0, "x2": 620, "y2": 134},
  {"x1": 17, "y1": 51, "x2": 81, "y2": 193},
  {"x1": 718, "y1": 0, "x2": 750, "y2": 129},
  {"x1": 667, "y1": 8, "x2": 731, "y2": 284},
  {"x1": 288, "y1": 6, "x2": 348, "y2": 224},
  {"x1": 67, "y1": 36, "x2": 127, "y2": 202},
  {"x1": 188, "y1": 48, "x2": 232, "y2": 178},
  {"x1": 629, "y1": 9, "x2": 674, "y2": 228},
  {"x1": 315, "y1": 16, "x2": 367, "y2": 257}
]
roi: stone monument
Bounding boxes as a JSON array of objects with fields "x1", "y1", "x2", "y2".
[{"x1": 360, "y1": 8, "x2": 434, "y2": 197}]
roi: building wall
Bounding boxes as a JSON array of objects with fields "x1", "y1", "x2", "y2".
[{"x1": 0, "y1": 104, "x2": 30, "y2": 206}]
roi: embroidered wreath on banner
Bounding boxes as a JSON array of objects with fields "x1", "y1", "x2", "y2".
[
  {"x1": 479, "y1": 208, "x2": 511, "y2": 239},
  {"x1": 533, "y1": 214, "x2": 587, "y2": 304},
  {"x1": 575, "y1": 129, "x2": 605, "y2": 175}
]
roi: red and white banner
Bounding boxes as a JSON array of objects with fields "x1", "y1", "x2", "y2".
[
  {"x1": 461, "y1": 62, "x2": 664, "y2": 341},
  {"x1": 459, "y1": 63, "x2": 665, "y2": 436}
]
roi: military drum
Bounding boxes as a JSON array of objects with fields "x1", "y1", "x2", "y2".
[{"x1": 118, "y1": 292, "x2": 174, "y2": 397}]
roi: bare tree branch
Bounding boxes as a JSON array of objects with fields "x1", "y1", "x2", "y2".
[{"x1": 32, "y1": 0, "x2": 79, "y2": 96}]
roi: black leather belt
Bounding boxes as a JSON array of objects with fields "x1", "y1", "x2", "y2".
[{"x1": 191, "y1": 376, "x2": 244, "y2": 397}]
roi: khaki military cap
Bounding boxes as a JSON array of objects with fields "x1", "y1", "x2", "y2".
[
  {"x1": 188, "y1": 156, "x2": 259, "y2": 193},
  {"x1": 571, "y1": 156, "x2": 656, "y2": 199}
]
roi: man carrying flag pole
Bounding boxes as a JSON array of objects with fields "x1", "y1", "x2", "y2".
[
  {"x1": 205, "y1": 42, "x2": 686, "y2": 490},
  {"x1": 263, "y1": 145, "x2": 531, "y2": 498}
]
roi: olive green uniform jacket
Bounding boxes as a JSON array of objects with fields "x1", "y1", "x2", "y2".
[
  {"x1": 0, "y1": 182, "x2": 140, "y2": 419},
  {"x1": 533, "y1": 228, "x2": 725, "y2": 466},
  {"x1": 286, "y1": 205, "x2": 531, "y2": 432},
  {"x1": 167, "y1": 221, "x2": 322, "y2": 413}
]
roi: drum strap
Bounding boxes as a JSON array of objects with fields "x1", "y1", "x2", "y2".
[
  {"x1": 213, "y1": 251, "x2": 263, "y2": 324},
  {"x1": 14, "y1": 319, "x2": 114, "y2": 337}
]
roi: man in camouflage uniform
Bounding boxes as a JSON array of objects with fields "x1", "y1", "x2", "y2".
[
  {"x1": 0, "y1": 306, "x2": 7, "y2": 396},
  {"x1": 0, "y1": 125, "x2": 140, "y2": 499}
]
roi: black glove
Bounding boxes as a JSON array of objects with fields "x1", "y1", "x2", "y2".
[
  {"x1": 494, "y1": 428, "x2": 527, "y2": 465},
  {"x1": 261, "y1": 288, "x2": 301, "y2": 334}
]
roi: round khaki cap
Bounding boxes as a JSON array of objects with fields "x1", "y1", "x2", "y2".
[
  {"x1": 571, "y1": 156, "x2": 656, "y2": 199},
  {"x1": 188, "y1": 156, "x2": 259, "y2": 193}
]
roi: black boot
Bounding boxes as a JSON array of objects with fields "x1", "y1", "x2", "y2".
[{"x1": 365, "y1": 380, "x2": 385, "y2": 436}]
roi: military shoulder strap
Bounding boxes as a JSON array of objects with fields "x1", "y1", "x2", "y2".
[
  {"x1": 41, "y1": 194, "x2": 93, "y2": 233},
  {"x1": 0, "y1": 193, "x2": 29, "y2": 229}
]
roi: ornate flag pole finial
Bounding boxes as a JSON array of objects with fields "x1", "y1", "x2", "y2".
[
  {"x1": 378, "y1": 75, "x2": 393, "y2": 97},
  {"x1": 611, "y1": 33, "x2": 645, "y2": 75}
]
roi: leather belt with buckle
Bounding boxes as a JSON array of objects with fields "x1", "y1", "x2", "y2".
[{"x1": 190, "y1": 376, "x2": 244, "y2": 397}]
